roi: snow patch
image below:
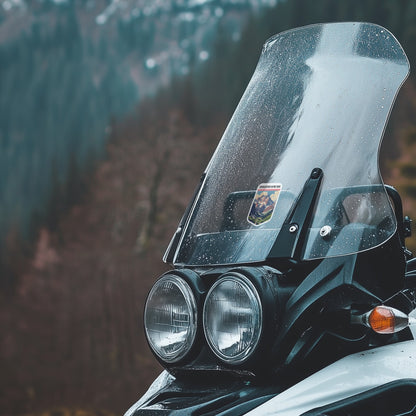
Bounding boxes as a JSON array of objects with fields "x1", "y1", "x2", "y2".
[
  {"x1": 179, "y1": 11, "x2": 195, "y2": 22},
  {"x1": 2, "y1": 0, "x2": 26, "y2": 11},
  {"x1": 214, "y1": 7, "x2": 224, "y2": 17},
  {"x1": 199, "y1": 50, "x2": 209, "y2": 61},
  {"x1": 188, "y1": 0, "x2": 215, "y2": 7},
  {"x1": 145, "y1": 58, "x2": 157, "y2": 69},
  {"x1": 95, "y1": 0, "x2": 121, "y2": 25}
]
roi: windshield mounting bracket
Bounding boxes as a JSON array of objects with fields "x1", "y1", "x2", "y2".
[{"x1": 267, "y1": 167, "x2": 323, "y2": 262}]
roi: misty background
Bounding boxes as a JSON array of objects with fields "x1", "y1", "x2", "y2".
[{"x1": 2, "y1": 0, "x2": 416, "y2": 414}]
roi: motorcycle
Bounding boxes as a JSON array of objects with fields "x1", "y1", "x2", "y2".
[{"x1": 125, "y1": 22, "x2": 416, "y2": 415}]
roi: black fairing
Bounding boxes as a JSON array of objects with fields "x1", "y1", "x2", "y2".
[
  {"x1": 134, "y1": 196, "x2": 413, "y2": 415},
  {"x1": 127, "y1": 376, "x2": 280, "y2": 416},
  {"x1": 269, "y1": 227, "x2": 408, "y2": 376},
  {"x1": 152, "y1": 224, "x2": 411, "y2": 384}
]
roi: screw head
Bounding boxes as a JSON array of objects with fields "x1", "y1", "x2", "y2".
[
  {"x1": 311, "y1": 168, "x2": 322, "y2": 179},
  {"x1": 320, "y1": 225, "x2": 332, "y2": 238},
  {"x1": 289, "y1": 224, "x2": 298, "y2": 233}
]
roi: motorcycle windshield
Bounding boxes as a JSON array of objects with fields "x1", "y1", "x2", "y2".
[{"x1": 171, "y1": 22, "x2": 409, "y2": 267}]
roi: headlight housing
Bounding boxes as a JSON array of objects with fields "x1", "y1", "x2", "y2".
[
  {"x1": 203, "y1": 273, "x2": 263, "y2": 364},
  {"x1": 144, "y1": 274, "x2": 197, "y2": 363}
]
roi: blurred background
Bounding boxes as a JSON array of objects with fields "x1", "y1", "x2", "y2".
[{"x1": 2, "y1": 0, "x2": 416, "y2": 414}]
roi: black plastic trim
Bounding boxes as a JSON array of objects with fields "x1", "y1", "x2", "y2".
[
  {"x1": 267, "y1": 168, "x2": 323, "y2": 262},
  {"x1": 128, "y1": 376, "x2": 280, "y2": 416}
]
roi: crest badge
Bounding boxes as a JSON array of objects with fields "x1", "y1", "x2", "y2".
[{"x1": 247, "y1": 183, "x2": 282, "y2": 226}]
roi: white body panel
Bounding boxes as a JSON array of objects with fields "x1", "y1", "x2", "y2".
[
  {"x1": 124, "y1": 371, "x2": 175, "y2": 416},
  {"x1": 125, "y1": 339, "x2": 416, "y2": 416},
  {"x1": 245, "y1": 340, "x2": 416, "y2": 416}
]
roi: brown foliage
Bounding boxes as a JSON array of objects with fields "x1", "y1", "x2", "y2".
[
  {"x1": 383, "y1": 79, "x2": 416, "y2": 252},
  {"x1": 0, "y1": 108, "x2": 222, "y2": 415}
]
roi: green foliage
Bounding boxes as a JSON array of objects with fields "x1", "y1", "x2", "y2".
[
  {"x1": 0, "y1": 7, "x2": 138, "y2": 264},
  {"x1": 117, "y1": 17, "x2": 156, "y2": 56}
]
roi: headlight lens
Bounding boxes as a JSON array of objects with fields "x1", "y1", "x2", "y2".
[
  {"x1": 144, "y1": 275, "x2": 197, "y2": 363},
  {"x1": 203, "y1": 274, "x2": 262, "y2": 364}
]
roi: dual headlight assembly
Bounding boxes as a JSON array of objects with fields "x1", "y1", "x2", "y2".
[{"x1": 144, "y1": 268, "x2": 281, "y2": 370}]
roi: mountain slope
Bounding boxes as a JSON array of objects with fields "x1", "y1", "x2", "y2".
[{"x1": 0, "y1": 106, "x2": 223, "y2": 414}]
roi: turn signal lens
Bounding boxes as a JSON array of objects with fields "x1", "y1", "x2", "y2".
[{"x1": 367, "y1": 306, "x2": 409, "y2": 334}]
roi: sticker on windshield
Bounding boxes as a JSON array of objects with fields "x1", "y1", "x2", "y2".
[{"x1": 247, "y1": 183, "x2": 282, "y2": 226}]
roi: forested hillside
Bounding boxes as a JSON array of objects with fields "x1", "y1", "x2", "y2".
[
  {"x1": 0, "y1": 4, "x2": 137, "y2": 290},
  {"x1": 0, "y1": 0, "x2": 268, "y2": 291},
  {"x1": 3, "y1": 0, "x2": 416, "y2": 415}
]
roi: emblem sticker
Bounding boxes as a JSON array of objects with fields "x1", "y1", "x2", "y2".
[{"x1": 247, "y1": 183, "x2": 282, "y2": 226}]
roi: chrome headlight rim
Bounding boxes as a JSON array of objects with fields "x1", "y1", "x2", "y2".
[
  {"x1": 203, "y1": 272, "x2": 263, "y2": 365},
  {"x1": 144, "y1": 273, "x2": 198, "y2": 364}
]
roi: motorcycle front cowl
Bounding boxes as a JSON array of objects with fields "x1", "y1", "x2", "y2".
[{"x1": 127, "y1": 22, "x2": 416, "y2": 415}]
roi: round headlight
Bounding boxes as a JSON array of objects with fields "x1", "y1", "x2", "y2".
[
  {"x1": 144, "y1": 274, "x2": 197, "y2": 363},
  {"x1": 203, "y1": 273, "x2": 262, "y2": 364}
]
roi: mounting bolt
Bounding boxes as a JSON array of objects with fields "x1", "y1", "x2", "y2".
[
  {"x1": 289, "y1": 224, "x2": 298, "y2": 233},
  {"x1": 311, "y1": 168, "x2": 322, "y2": 179},
  {"x1": 320, "y1": 225, "x2": 332, "y2": 239}
]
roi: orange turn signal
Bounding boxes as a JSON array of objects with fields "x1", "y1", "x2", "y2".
[{"x1": 366, "y1": 306, "x2": 409, "y2": 334}]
